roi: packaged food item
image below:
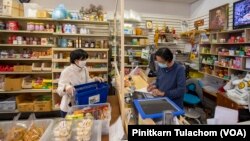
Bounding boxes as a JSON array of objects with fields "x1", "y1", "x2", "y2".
[
  {"x1": 74, "y1": 119, "x2": 93, "y2": 141},
  {"x1": 6, "y1": 123, "x2": 27, "y2": 141},
  {"x1": 23, "y1": 123, "x2": 44, "y2": 141},
  {"x1": 53, "y1": 120, "x2": 72, "y2": 141}
]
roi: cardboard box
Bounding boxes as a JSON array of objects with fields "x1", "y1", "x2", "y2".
[
  {"x1": 36, "y1": 9, "x2": 50, "y2": 18},
  {"x1": 2, "y1": 0, "x2": 24, "y2": 17},
  {"x1": 34, "y1": 100, "x2": 52, "y2": 112},
  {"x1": 139, "y1": 39, "x2": 145, "y2": 45},
  {"x1": 16, "y1": 94, "x2": 34, "y2": 112},
  {"x1": 4, "y1": 77, "x2": 22, "y2": 91},
  {"x1": 14, "y1": 65, "x2": 24, "y2": 72},
  {"x1": 23, "y1": 65, "x2": 32, "y2": 72}
]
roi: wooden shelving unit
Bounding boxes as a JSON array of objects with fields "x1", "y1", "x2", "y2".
[
  {"x1": 199, "y1": 28, "x2": 250, "y2": 81},
  {"x1": 0, "y1": 16, "x2": 110, "y2": 112}
]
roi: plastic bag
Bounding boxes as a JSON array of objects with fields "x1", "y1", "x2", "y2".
[
  {"x1": 23, "y1": 113, "x2": 45, "y2": 141},
  {"x1": 5, "y1": 113, "x2": 27, "y2": 141}
]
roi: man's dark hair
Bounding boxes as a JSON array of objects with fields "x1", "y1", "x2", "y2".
[
  {"x1": 155, "y1": 48, "x2": 173, "y2": 62},
  {"x1": 70, "y1": 49, "x2": 88, "y2": 64}
]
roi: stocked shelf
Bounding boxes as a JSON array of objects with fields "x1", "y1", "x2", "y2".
[
  {"x1": 0, "y1": 71, "x2": 52, "y2": 74},
  {"x1": 212, "y1": 42, "x2": 250, "y2": 45},
  {"x1": 199, "y1": 71, "x2": 229, "y2": 81},
  {"x1": 53, "y1": 48, "x2": 109, "y2": 52},
  {"x1": 125, "y1": 65, "x2": 148, "y2": 68},
  {"x1": 52, "y1": 59, "x2": 107, "y2": 63},
  {"x1": 124, "y1": 35, "x2": 148, "y2": 38},
  {"x1": 0, "y1": 89, "x2": 51, "y2": 94},
  {"x1": 53, "y1": 33, "x2": 109, "y2": 37},
  {"x1": 124, "y1": 45, "x2": 149, "y2": 47},
  {"x1": 0, "y1": 58, "x2": 51, "y2": 61},
  {"x1": 0, "y1": 16, "x2": 109, "y2": 25},
  {"x1": 0, "y1": 44, "x2": 54, "y2": 47},
  {"x1": 52, "y1": 68, "x2": 108, "y2": 73},
  {"x1": 0, "y1": 30, "x2": 53, "y2": 34}
]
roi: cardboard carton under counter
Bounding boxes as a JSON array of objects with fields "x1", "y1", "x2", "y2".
[
  {"x1": 16, "y1": 94, "x2": 34, "y2": 112},
  {"x1": 4, "y1": 77, "x2": 22, "y2": 91}
]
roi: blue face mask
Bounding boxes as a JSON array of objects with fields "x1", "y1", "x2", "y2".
[{"x1": 158, "y1": 62, "x2": 167, "y2": 68}]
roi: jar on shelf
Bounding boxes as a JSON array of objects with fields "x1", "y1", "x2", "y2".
[
  {"x1": 39, "y1": 23, "x2": 44, "y2": 31},
  {"x1": 35, "y1": 23, "x2": 40, "y2": 31},
  {"x1": 27, "y1": 22, "x2": 34, "y2": 31},
  {"x1": 0, "y1": 21, "x2": 5, "y2": 30}
]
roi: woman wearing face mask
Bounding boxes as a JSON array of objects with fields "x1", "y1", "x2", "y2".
[
  {"x1": 147, "y1": 48, "x2": 186, "y2": 109},
  {"x1": 57, "y1": 49, "x2": 104, "y2": 117}
]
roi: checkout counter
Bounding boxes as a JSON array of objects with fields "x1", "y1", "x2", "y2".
[{"x1": 121, "y1": 73, "x2": 188, "y2": 127}]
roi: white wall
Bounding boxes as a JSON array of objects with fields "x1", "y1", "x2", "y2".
[
  {"x1": 189, "y1": 0, "x2": 239, "y2": 30},
  {"x1": 30, "y1": 0, "x2": 190, "y2": 18}
]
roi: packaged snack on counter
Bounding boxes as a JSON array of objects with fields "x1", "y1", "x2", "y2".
[
  {"x1": 66, "y1": 103, "x2": 111, "y2": 135},
  {"x1": 23, "y1": 113, "x2": 45, "y2": 141},
  {"x1": 74, "y1": 119, "x2": 93, "y2": 141},
  {"x1": 53, "y1": 120, "x2": 72, "y2": 141}
]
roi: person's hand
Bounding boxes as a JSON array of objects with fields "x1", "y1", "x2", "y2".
[
  {"x1": 94, "y1": 77, "x2": 105, "y2": 82},
  {"x1": 147, "y1": 84, "x2": 156, "y2": 92},
  {"x1": 152, "y1": 89, "x2": 165, "y2": 97},
  {"x1": 65, "y1": 85, "x2": 75, "y2": 96}
]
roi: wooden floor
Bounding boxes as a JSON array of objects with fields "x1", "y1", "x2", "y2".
[{"x1": 102, "y1": 95, "x2": 121, "y2": 141}]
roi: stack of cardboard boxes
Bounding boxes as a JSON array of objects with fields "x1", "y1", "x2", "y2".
[{"x1": 1, "y1": 0, "x2": 24, "y2": 17}]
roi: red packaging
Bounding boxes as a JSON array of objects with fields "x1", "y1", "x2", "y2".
[{"x1": 7, "y1": 21, "x2": 19, "y2": 31}]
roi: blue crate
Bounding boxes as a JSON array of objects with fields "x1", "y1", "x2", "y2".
[{"x1": 74, "y1": 82, "x2": 109, "y2": 105}]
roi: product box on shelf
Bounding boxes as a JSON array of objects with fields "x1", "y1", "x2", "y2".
[
  {"x1": 2, "y1": 0, "x2": 24, "y2": 17},
  {"x1": 34, "y1": 98, "x2": 52, "y2": 112},
  {"x1": 23, "y1": 65, "x2": 32, "y2": 72},
  {"x1": 16, "y1": 94, "x2": 34, "y2": 112},
  {"x1": 4, "y1": 77, "x2": 22, "y2": 91},
  {"x1": 14, "y1": 65, "x2": 24, "y2": 72},
  {"x1": 36, "y1": 9, "x2": 51, "y2": 18},
  {"x1": 0, "y1": 96, "x2": 16, "y2": 112}
]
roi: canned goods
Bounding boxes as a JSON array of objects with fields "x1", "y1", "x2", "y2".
[
  {"x1": 27, "y1": 22, "x2": 34, "y2": 31},
  {"x1": 39, "y1": 23, "x2": 44, "y2": 31}
]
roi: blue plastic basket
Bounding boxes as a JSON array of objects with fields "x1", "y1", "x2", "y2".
[{"x1": 74, "y1": 82, "x2": 109, "y2": 105}]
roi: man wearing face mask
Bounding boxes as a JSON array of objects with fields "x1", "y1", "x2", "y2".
[
  {"x1": 147, "y1": 48, "x2": 186, "y2": 109},
  {"x1": 57, "y1": 49, "x2": 104, "y2": 117}
]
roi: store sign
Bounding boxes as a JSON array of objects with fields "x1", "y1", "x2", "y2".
[{"x1": 194, "y1": 19, "x2": 204, "y2": 27}]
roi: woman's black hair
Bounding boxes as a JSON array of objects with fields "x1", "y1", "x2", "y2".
[
  {"x1": 155, "y1": 48, "x2": 173, "y2": 62},
  {"x1": 70, "y1": 49, "x2": 88, "y2": 64}
]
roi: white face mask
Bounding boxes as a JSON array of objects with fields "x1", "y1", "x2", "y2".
[{"x1": 78, "y1": 60, "x2": 87, "y2": 68}]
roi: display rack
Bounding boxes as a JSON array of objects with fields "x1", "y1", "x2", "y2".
[
  {"x1": 199, "y1": 28, "x2": 250, "y2": 81},
  {"x1": 0, "y1": 16, "x2": 110, "y2": 113}
]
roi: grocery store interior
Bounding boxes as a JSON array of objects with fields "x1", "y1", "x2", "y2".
[{"x1": 0, "y1": 0, "x2": 250, "y2": 140}]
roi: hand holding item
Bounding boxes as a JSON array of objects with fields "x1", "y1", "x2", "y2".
[
  {"x1": 94, "y1": 77, "x2": 104, "y2": 82},
  {"x1": 147, "y1": 84, "x2": 156, "y2": 92},
  {"x1": 152, "y1": 89, "x2": 165, "y2": 97},
  {"x1": 65, "y1": 85, "x2": 75, "y2": 96}
]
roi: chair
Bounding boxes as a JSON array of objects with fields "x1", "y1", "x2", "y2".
[{"x1": 183, "y1": 79, "x2": 204, "y2": 124}]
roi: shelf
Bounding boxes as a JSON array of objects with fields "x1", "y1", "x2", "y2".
[
  {"x1": 212, "y1": 42, "x2": 250, "y2": 45},
  {"x1": 125, "y1": 65, "x2": 148, "y2": 68},
  {"x1": 0, "y1": 71, "x2": 51, "y2": 74},
  {"x1": 0, "y1": 89, "x2": 51, "y2": 94},
  {"x1": 124, "y1": 45, "x2": 148, "y2": 47},
  {"x1": 219, "y1": 29, "x2": 245, "y2": 34},
  {"x1": 0, "y1": 30, "x2": 53, "y2": 34},
  {"x1": 200, "y1": 53, "x2": 217, "y2": 55},
  {"x1": 0, "y1": 58, "x2": 51, "y2": 61},
  {"x1": 199, "y1": 72, "x2": 229, "y2": 81},
  {"x1": 201, "y1": 63, "x2": 214, "y2": 66},
  {"x1": 214, "y1": 65, "x2": 229, "y2": 69},
  {"x1": 218, "y1": 54, "x2": 246, "y2": 57},
  {"x1": 53, "y1": 48, "x2": 109, "y2": 52},
  {"x1": 53, "y1": 33, "x2": 109, "y2": 37},
  {"x1": 124, "y1": 35, "x2": 148, "y2": 38},
  {"x1": 0, "y1": 16, "x2": 109, "y2": 25},
  {"x1": 52, "y1": 68, "x2": 108, "y2": 73},
  {"x1": 200, "y1": 43, "x2": 211, "y2": 45},
  {"x1": 52, "y1": 59, "x2": 107, "y2": 63},
  {"x1": 0, "y1": 44, "x2": 54, "y2": 47},
  {"x1": 52, "y1": 80, "x2": 59, "y2": 84}
]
